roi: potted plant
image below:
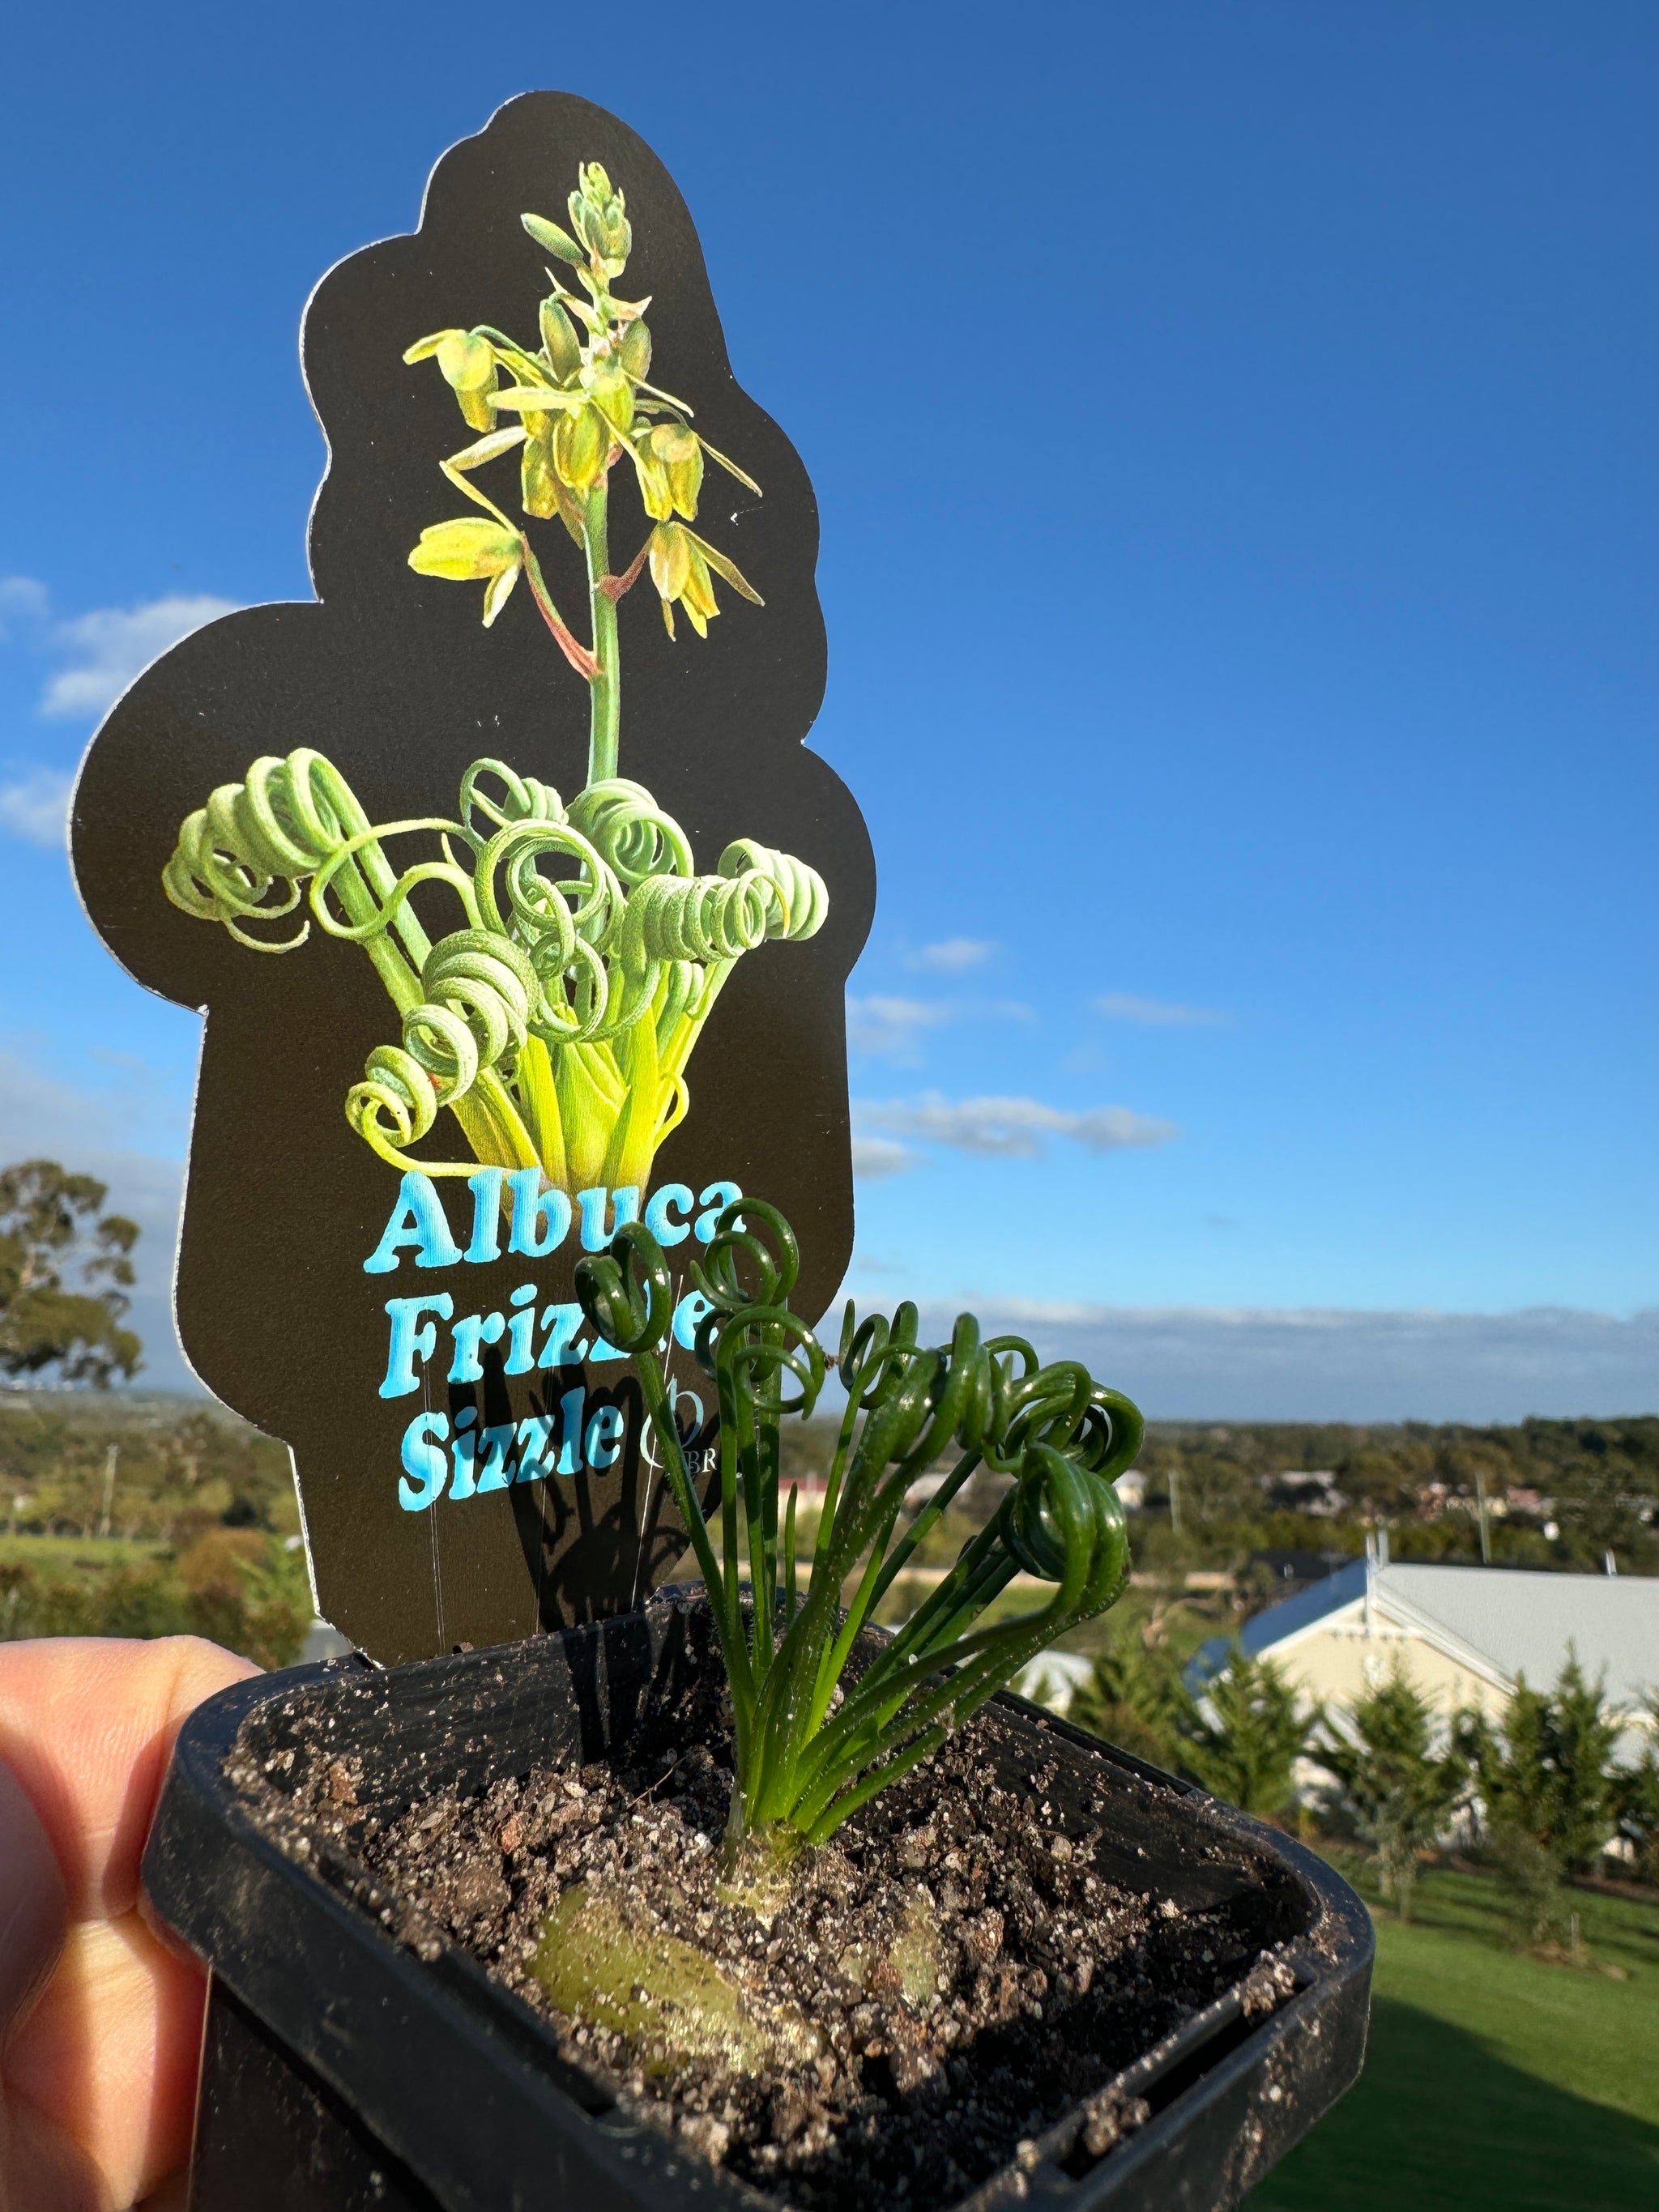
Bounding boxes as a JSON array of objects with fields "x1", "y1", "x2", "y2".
[
  {"x1": 66, "y1": 89, "x2": 1371, "y2": 2209},
  {"x1": 146, "y1": 1198, "x2": 1371, "y2": 2212}
]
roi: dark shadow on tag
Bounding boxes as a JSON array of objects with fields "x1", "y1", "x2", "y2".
[{"x1": 505, "y1": 1366, "x2": 722, "y2": 1630}]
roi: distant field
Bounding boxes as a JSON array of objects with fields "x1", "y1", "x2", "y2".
[
  {"x1": 0, "y1": 1527, "x2": 309, "y2": 1665},
  {"x1": 0, "y1": 1532, "x2": 168, "y2": 1574},
  {"x1": 1248, "y1": 1856, "x2": 1659, "y2": 2210}
]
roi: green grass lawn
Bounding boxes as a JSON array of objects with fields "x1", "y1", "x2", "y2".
[{"x1": 1248, "y1": 1854, "x2": 1659, "y2": 2210}]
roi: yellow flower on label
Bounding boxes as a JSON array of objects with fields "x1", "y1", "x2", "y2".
[
  {"x1": 521, "y1": 429, "x2": 560, "y2": 521},
  {"x1": 554, "y1": 404, "x2": 610, "y2": 492},
  {"x1": 589, "y1": 361, "x2": 634, "y2": 435},
  {"x1": 432, "y1": 330, "x2": 497, "y2": 431},
  {"x1": 539, "y1": 296, "x2": 582, "y2": 381},
  {"x1": 645, "y1": 520, "x2": 759, "y2": 640},
  {"x1": 631, "y1": 441, "x2": 674, "y2": 522},
  {"x1": 407, "y1": 518, "x2": 523, "y2": 624},
  {"x1": 435, "y1": 331, "x2": 495, "y2": 392},
  {"x1": 619, "y1": 322, "x2": 652, "y2": 381},
  {"x1": 408, "y1": 517, "x2": 519, "y2": 578}
]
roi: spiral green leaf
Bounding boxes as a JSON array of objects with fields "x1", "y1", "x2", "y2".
[
  {"x1": 164, "y1": 750, "x2": 827, "y2": 1190},
  {"x1": 575, "y1": 1199, "x2": 1141, "y2": 1864}
]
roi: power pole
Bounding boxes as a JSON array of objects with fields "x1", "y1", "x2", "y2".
[
  {"x1": 99, "y1": 1443, "x2": 119, "y2": 1541},
  {"x1": 1473, "y1": 1463, "x2": 1491, "y2": 1566}
]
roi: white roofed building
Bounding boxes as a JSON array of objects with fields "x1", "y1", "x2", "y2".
[
  {"x1": 1013, "y1": 1647, "x2": 1096, "y2": 1717},
  {"x1": 1194, "y1": 1550, "x2": 1659, "y2": 1758}
]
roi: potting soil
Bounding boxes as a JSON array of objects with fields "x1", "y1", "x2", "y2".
[{"x1": 259, "y1": 1692, "x2": 1290, "y2": 2212}]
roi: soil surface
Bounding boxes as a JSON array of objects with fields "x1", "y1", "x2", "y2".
[{"x1": 235, "y1": 1648, "x2": 1297, "y2": 2212}]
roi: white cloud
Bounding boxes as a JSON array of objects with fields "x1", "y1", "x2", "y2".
[
  {"x1": 847, "y1": 993, "x2": 1037, "y2": 1063},
  {"x1": 906, "y1": 938, "x2": 996, "y2": 974},
  {"x1": 851, "y1": 1135, "x2": 920, "y2": 1179},
  {"x1": 0, "y1": 576, "x2": 49, "y2": 633},
  {"x1": 906, "y1": 1296, "x2": 1659, "y2": 1424},
  {"x1": 855, "y1": 1093, "x2": 1176, "y2": 1159},
  {"x1": 0, "y1": 769, "x2": 72, "y2": 849},
  {"x1": 1095, "y1": 992, "x2": 1232, "y2": 1028},
  {"x1": 1068, "y1": 1106, "x2": 1180, "y2": 1150},
  {"x1": 847, "y1": 996, "x2": 954, "y2": 1061},
  {"x1": 41, "y1": 592, "x2": 240, "y2": 719},
  {"x1": 848, "y1": 1251, "x2": 908, "y2": 1276},
  {"x1": 0, "y1": 581, "x2": 242, "y2": 847}
]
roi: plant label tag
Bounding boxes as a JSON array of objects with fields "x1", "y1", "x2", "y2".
[{"x1": 70, "y1": 93, "x2": 873, "y2": 1664}]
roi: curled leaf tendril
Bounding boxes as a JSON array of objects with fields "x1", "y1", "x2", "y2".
[
  {"x1": 575, "y1": 1199, "x2": 1140, "y2": 1863},
  {"x1": 164, "y1": 749, "x2": 826, "y2": 1191}
]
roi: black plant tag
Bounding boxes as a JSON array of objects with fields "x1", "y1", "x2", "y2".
[{"x1": 70, "y1": 93, "x2": 873, "y2": 1664}]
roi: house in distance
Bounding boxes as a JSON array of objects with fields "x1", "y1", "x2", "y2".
[{"x1": 1195, "y1": 1544, "x2": 1659, "y2": 1758}]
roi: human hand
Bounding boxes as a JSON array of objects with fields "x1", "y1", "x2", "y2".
[{"x1": 0, "y1": 1636, "x2": 258, "y2": 2212}]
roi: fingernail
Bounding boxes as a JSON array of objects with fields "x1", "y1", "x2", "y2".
[{"x1": 0, "y1": 1757, "x2": 68, "y2": 2038}]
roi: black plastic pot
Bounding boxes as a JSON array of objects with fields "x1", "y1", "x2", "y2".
[{"x1": 143, "y1": 1592, "x2": 1372, "y2": 2212}]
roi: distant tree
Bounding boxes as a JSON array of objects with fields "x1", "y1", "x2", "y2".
[
  {"x1": 1488, "y1": 1826, "x2": 1571, "y2": 1950},
  {"x1": 1072, "y1": 1633, "x2": 1190, "y2": 1773},
  {"x1": 234, "y1": 1538, "x2": 314, "y2": 1669},
  {"x1": 1313, "y1": 1671, "x2": 1467, "y2": 1920},
  {"x1": 1336, "y1": 1440, "x2": 1435, "y2": 1519},
  {"x1": 1462, "y1": 1653, "x2": 1623, "y2": 1879},
  {"x1": 1515, "y1": 1419, "x2": 1655, "y2": 1569},
  {"x1": 0, "y1": 1160, "x2": 141, "y2": 1386},
  {"x1": 1175, "y1": 1644, "x2": 1308, "y2": 1819},
  {"x1": 1072, "y1": 1630, "x2": 1310, "y2": 1817},
  {"x1": 0, "y1": 1533, "x2": 309, "y2": 1664},
  {"x1": 1460, "y1": 1652, "x2": 1623, "y2": 1950}
]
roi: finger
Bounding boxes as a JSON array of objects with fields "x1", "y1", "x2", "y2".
[
  {"x1": 4, "y1": 1911, "x2": 207, "y2": 2212},
  {"x1": 0, "y1": 1637, "x2": 256, "y2": 2212},
  {"x1": 0, "y1": 1758, "x2": 68, "y2": 2040},
  {"x1": 0, "y1": 1637, "x2": 258, "y2": 1920}
]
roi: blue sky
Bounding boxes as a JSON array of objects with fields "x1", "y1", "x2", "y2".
[{"x1": 2, "y1": 2, "x2": 1656, "y2": 1415}]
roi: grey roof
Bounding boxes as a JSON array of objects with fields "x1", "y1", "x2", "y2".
[
  {"x1": 1231, "y1": 1561, "x2": 1659, "y2": 1714},
  {"x1": 1371, "y1": 1565, "x2": 1659, "y2": 1711}
]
